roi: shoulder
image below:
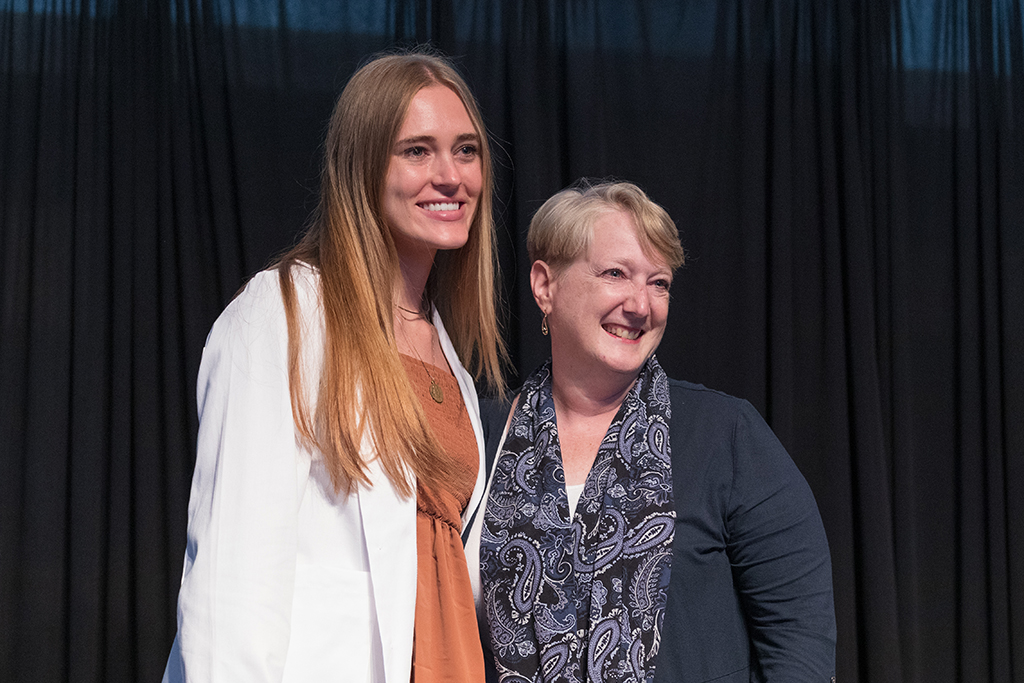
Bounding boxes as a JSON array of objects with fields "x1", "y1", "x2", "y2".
[
  {"x1": 211, "y1": 264, "x2": 321, "y2": 337},
  {"x1": 232, "y1": 262, "x2": 320, "y2": 314},
  {"x1": 663, "y1": 377, "x2": 802, "y2": 491},
  {"x1": 666, "y1": 377, "x2": 743, "y2": 407},
  {"x1": 665, "y1": 378, "x2": 761, "y2": 435},
  {"x1": 201, "y1": 265, "x2": 325, "y2": 380}
]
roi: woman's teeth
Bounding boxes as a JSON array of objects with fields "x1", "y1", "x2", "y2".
[
  {"x1": 423, "y1": 202, "x2": 460, "y2": 211},
  {"x1": 604, "y1": 324, "x2": 641, "y2": 340}
]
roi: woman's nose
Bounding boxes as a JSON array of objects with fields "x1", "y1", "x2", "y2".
[
  {"x1": 432, "y1": 153, "x2": 460, "y2": 188},
  {"x1": 623, "y1": 282, "x2": 649, "y2": 317}
]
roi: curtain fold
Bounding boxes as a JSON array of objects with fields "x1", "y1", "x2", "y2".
[{"x1": 1, "y1": 1, "x2": 1021, "y2": 681}]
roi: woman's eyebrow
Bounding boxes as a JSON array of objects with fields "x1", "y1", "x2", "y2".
[{"x1": 394, "y1": 132, "x2": 479, "y2": 147}]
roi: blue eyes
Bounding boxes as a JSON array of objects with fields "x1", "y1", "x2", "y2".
[
  {"x1": 401, "y1": 145, "x2": 478, "y2": 159},
  {"x1": 603, "y1": 269, "x2": 671, "y2": 290}
]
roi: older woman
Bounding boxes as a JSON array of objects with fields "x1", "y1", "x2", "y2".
[{"x1": 467, "y1": 181, "x2": 835, "y2": 682}]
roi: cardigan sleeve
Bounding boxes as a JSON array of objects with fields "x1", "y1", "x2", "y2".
[
  {"x1": 725, "y1": 400, "x2": 837, "y2": 681},
  {"x1": 169, "y1": 270, "x2": 307, "y2": 683}
]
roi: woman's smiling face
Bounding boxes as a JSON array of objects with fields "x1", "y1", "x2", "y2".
[
  {"x1": 383, "y1": 85, "x2": 482, "y2": 266},
  {"x1": 535, "y1": 209, "x2": 673, "y2": 383}
]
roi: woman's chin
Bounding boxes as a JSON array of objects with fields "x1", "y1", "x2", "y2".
[{"x1": 586, "y1": 355, "x2": 649, "y2": 381}]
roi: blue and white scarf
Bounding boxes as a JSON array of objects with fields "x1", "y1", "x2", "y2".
[{"x1": 480, "y1": 356, "x2": 675, "y2": 683}]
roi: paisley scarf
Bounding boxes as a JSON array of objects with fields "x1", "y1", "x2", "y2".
[{"x1": 480, "y1": 356, "x2": 675, "y2": 683}]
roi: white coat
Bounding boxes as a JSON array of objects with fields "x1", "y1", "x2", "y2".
[{"x1": 161, "y1": 264, "x2": 487, "y2": 683}]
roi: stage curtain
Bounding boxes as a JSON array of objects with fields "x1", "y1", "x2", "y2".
[{"x1": 1, "y1": 1, "x2": 1021, "y2": 681}]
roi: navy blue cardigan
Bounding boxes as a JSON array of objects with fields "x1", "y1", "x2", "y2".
[{"x1": 477, "y1": 379, "x2": 836, "y2": 682}]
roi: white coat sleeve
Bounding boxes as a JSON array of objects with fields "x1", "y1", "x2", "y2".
[{"x1": 171, "y1": 271, "x2": 307, "y2": 683}]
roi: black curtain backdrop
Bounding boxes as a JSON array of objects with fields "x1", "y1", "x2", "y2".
[{"x1": 2, "y1": 1, "x2": 1022, "y2": 682}]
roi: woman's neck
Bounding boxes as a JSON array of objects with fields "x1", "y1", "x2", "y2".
[
  {"x1": 550, "y1": 361, "x2": 636, "y2": 421},
  {"x1": 550, "y1": 364, "x2": 637, "y2": 486},
  {"x1": 392, "y1": 266, "x2": 447, "y2": 372},
  {"x1": 394, "y1": 278, "x2": 428, "y2": 316},
  {"x1": 394, "y1": 245, "x2": 436, "y2": 313}
]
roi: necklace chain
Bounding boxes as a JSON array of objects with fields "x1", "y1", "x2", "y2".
[
  {"x1": 397, "y1": 311, "x2": 444, "y2": 404},
  {"x1": 396, "y1": 303, "x2": 427, "y2": 319}
]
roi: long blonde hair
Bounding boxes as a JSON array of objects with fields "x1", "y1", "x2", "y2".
[{"x1": 274, "y1": 51, "x2": 505, "y2": 497}]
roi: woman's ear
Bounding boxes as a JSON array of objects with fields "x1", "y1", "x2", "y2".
[{"x1": 530, "y1": 260, "x2": 554, "y2": 314}]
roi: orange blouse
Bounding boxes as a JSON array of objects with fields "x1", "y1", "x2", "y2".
[{"x1": 400, "y1": 355, "x2": 485, "y2": 683}]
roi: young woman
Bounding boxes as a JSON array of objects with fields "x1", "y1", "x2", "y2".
[{"x1": 163, "y1": 52, "x2": 504, "y2": 683}]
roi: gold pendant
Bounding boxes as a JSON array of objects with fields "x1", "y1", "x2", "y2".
[{"x1": 429, "y1": 380, "x2": 444, "y2": 404}]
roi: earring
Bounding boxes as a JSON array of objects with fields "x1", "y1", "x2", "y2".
[{"x1": 541, "y1": 313, "x2": 549, "y2": 336}]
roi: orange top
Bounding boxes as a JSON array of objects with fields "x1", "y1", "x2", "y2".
[{"x1": 400, "y1": 355, "x2": 485, "y2": 683}]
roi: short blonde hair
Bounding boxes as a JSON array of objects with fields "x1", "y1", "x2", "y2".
[{"x1": 527, "y1": 180, "x2": 685, "y2": 272}]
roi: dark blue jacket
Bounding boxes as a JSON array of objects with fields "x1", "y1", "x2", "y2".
[{"x1": 478, "y1": 379, "x2": 836, "y2": 682}]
